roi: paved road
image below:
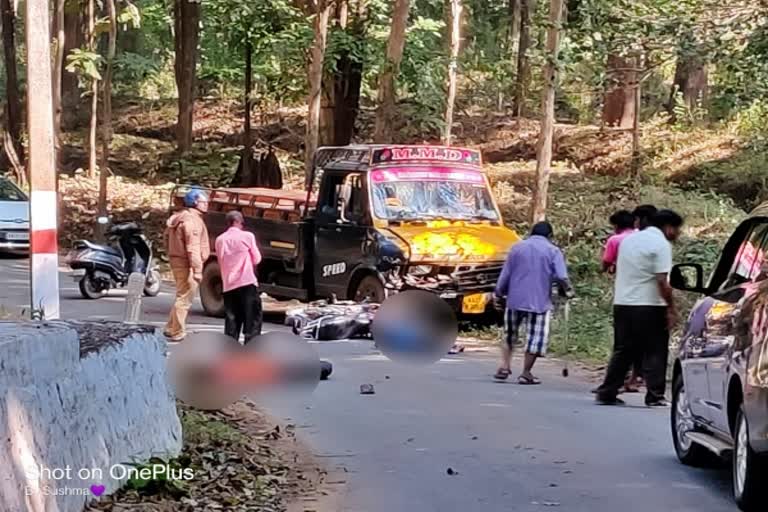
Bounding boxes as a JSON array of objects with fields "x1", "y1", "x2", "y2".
[{"x1": 0, "y1": 257, "x2": 737, "y2": 512}]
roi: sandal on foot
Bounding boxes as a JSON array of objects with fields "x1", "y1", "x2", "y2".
[
  {"x1": 494, "y1": 368, "x2": 511, "y2": 380},
  {"x1": 517, "y1": 375, "x2": 541, "y2": 385}
]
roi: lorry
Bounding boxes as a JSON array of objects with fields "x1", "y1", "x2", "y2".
[{"x1": 171, "y1": 145, "x2": 520, "y2": 318}]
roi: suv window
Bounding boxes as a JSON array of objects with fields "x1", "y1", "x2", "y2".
[
  {"x1": 0, "y1": 179, "x2": 27, "y2": 201},
  {"x1": 721, "y1": 221, "x2": 768, "y2": 290}
]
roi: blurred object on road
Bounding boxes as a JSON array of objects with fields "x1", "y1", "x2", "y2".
[
  {"x1": 168, "y1": 330, "x2": 321, "y2": 410},
  {"x1": 372, "y1": 290, "x2": 457, "y2": 364}
]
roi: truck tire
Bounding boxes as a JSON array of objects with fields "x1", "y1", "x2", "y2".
[
  {"x1": 733, "y1": 406, "x2": 767, "y2": 511},
  {"x1": 353, "y1": 275, "x2": 386, "y2": 304},
  {"x1": 200, "y1": 261, "x2": 226, "y2": 318}
]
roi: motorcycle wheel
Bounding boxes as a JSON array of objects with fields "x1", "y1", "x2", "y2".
[
  {"x1": 79, "y1": 275, "x2": 107, "y2": 300},
  {"x1": 143, "y1": 270, "x2": 162, "y2": 297}
]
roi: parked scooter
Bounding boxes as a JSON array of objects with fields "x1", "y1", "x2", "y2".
[{"x1": 69, "y1": 216, "x2": 161, "y2": 299}]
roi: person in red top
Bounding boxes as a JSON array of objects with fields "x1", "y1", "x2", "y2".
[
  {"x1": 215, "y1": 211, "x2": 263, "y2": 344},
  {"x1": 601, "y1": 210, "x2": 635, "y2": 274}
]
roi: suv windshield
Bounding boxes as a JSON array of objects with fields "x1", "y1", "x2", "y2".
[
  {"x1": 0, "y1": 178, "x2": 27, "y2": 201},
  {"x1": 370, "y1": 167, "x2": 499, "y2": 222}
]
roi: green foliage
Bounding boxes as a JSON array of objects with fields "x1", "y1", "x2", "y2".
[
  {"x1": 732, "y1": 99, "x2": 768, "y2": 149},
  {"x1": 66, "y1": 49, "x2": 103, "y2": 84},
  {"x1": 122, "y1": 457, "x2": 189, "y2": 497}
]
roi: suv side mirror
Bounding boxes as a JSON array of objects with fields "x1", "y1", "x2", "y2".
[{"x1": 670, "y1": 263, "x2": 707, "y2": 294}]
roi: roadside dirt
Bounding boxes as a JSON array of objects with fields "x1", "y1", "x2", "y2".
[{"x1": 86, "y1": 399, "x2": 343, "y2": 511}]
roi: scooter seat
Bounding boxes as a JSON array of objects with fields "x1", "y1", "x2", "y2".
[{"x1": 80, "y1": 240, "x2": 121, "y2": 257}]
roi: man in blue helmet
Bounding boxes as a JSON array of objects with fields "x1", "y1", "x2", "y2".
[{"x1": 164, "y1": 188, "x2": 211, "y2": 341}]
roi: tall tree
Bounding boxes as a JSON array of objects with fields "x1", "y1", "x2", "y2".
[
  {"x1": 52, "y1": 0, "x2": 66, "y2": 166},
  {"x1": 602, "y1": 54, "x2": 637, "y2": 128},
  {"x1": 443, "y1": 0, "x2": 462, "y2": 145},
  {"x1": 668, "y1": 36, "x2": 708, "y2": 120},
  {"x1": 319, "y1": 0, "x2": 368, "y2": 146},
  {"x1": 87, "y1": 0, "x2": 98, "y2": 178},
  {"x1": 513, "y1": 0, "x2": 536, "y2": 118},
  {"x1": 1, "y1": 0, "x2": 23, "y2": 163},
  {"x1": 174, "y1": 0, "x2": 201, "y2": 154},
  {"x1": 531, "y1": 0, "x2": 564, "y2": 223},
  {"x1": 374, "y1": 0, "x2": 410, "y2": 143},
  {"x1": 305, "y1": 0, "x2": 332, "y2": 182},
  {"x1": 97, "y1": 0, "x2": 117, "y2": 233},
  {"x1": 62, "y1": 6, "x2": 84, "y2": 130}
]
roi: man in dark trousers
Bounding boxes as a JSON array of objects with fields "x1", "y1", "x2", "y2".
[
  {"x1": 215, "y1": 211, "x2": 263, "y2": 343},
  {"x1": 595, "y1": 209, "x2": 684, "y2": 406},
  {"x1": 493, "y1": 222, "x2": 573, "y2": 384}
]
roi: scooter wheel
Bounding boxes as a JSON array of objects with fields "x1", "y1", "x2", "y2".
[
  {"x1": 79, "y1": 276, "x2": 107, "y2": 300},
  {"x1": 143, "y1": 270, "x2": 162, "y2": 297}
]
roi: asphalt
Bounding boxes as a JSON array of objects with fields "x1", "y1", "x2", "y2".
[{"x1": 0, "y1": 256, "x2": 738, "y2": 512}]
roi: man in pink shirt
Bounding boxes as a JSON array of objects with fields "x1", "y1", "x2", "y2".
[
  {"x1": 601, "y1": 210, "x2": 635, "y2": 274},
  {"x1": 215, "y1": 211, "x2": 263, "y2": 343}
]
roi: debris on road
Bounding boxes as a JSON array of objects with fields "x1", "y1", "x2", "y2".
[
  {"x1": 360, "y1": 384, "x2": 375, "y2": 395},
  {"x1": 446, "y1": 467, "x2": 457, "y2": 476}
]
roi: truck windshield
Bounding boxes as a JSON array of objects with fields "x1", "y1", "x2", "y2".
[{"x1": 370, "y1": 167, "x2": 499, "y2": 222}]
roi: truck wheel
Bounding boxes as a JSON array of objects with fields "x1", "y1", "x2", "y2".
[
  {"x1": 733, "y1": 406, "x2": 767, "y2": 511},
  {"x1": 200, "y1": 261, "x2": 226, "y2": 318},
  {"x1": 353, "y1": 275, "x2": 385, "y2": 304},
  {"x1": 671, "y1": 375, "x2": 713, "y2": 467}
]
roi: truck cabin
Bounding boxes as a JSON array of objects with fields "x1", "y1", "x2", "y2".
[{"x1": 172, "y1": 145, "x2": 518, "y2": 317}]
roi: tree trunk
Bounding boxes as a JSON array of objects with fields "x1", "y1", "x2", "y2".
[
  {"x1": 97, "y1": 0, "x2": 117, "y2": 237},
  {"x1": 87, "y1": 0, "x2": 98, "y2": 179},
  {"x1": 530, "y1": 0, "x2": 564, "y2": 223},
  {"x1": 513, "y1": 0, "x2": 535, "y2": 118},
  {"x1": 320, "y1": 0, "x2": 366, "y2": 146},
  {"x1": 62, "y1": 6, "x2": 84, "y2": 130},
  {"x1": 443, "y1": 0, "x2": 462, "y2": 145},
  {"x1": 1, "y1": 0, "x2": 23, "y2": 163},
  {"x1": 52, "y1": 0, "x2": 65, "y2": 177},
  {"x1": 669, "y1": 50, "x2": 708, "y2": 120},
  {"x1": 241, "y1": 40, "x2": 253, "y2": 183},
  {"x1": 509, "y1": 0, "x2": 520, "y2": 45},
  {"x1": 174, "y1": 0, "x2": 201, "y2": 154},
  {"x1": 602, "y1": 54, "x2": 637, "y2": 129},
  {"x1": 374, "y1": 0, "x2": 410, "y2": 143},
  {"x1": 305, "y1": 0, "x2": 332, "y2": 183}
]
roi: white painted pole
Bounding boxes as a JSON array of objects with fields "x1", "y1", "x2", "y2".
[{"x1": 25, "y1": 0, "x2": 60, "y2": 319}]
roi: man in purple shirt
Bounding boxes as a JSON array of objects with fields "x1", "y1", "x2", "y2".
[{"x1": 493, "y1": 222, "x2": 573, "y2": 384}]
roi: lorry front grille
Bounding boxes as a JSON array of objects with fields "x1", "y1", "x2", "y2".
[{"x1": 400, "y1": 263, "x2": 503, "y2": 293}]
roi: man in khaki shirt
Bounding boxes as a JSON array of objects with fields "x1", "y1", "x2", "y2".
[{"x1": 164, "y1": 188, "x2": 211, "y2": 341}]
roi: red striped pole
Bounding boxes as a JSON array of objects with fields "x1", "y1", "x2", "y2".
[{"x1": 25, "y1": 0, "x2": 60, "y2": 319}]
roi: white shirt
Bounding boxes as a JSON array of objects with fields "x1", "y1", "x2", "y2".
[{"x1": 613, "y1": 227, "x2": 673, "y2": 306}]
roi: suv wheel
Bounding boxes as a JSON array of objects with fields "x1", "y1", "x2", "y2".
[
  {"x1": 671, "y1": 375, "x2": 713, "y2": 466},
  {"x1": 733, "y1": 407, "x2": 767, "y2": 511}
]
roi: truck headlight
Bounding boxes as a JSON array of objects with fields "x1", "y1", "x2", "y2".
[{"x1": 407, "y1": 265, "x2": 434, "y2": 276}]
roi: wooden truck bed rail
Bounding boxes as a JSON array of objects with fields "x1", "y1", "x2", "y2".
[{"x1": 171, "y1": 186, "x2": 317, "y2": 222}]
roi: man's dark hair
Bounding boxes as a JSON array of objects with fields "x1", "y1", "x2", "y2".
[
  {"x1": 651, "y1": 209, "x2": 684, "y2": 229},
  {"x1": 530, "y1": 221, "x2": 553, "y2": 238},
  {"x1": 226, "y1": 210, "x2": 244, "y2": 227},
  {"x1": 609, "y1": 210, "x2": 634, "y2": 230},
  {"x1": 632, "y1": 204, "x2": 658, "y2": 229}
]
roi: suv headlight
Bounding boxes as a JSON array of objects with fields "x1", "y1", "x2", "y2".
[{"x1": 407, "y1": 265, "x2": 434, "y2": 276}]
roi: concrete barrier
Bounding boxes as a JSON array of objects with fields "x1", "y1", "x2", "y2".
[{"x1": 0, "y1": 321, "x2": 182, "y2": 512}]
